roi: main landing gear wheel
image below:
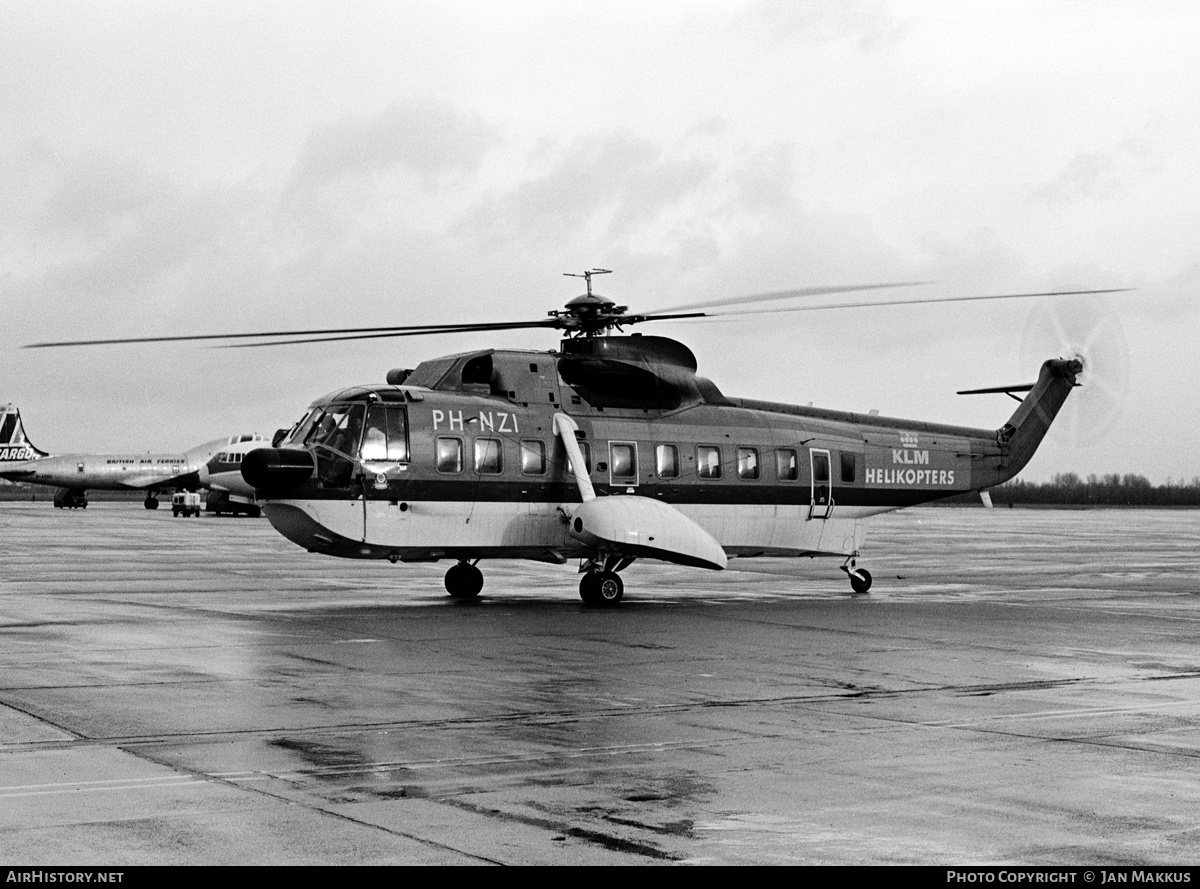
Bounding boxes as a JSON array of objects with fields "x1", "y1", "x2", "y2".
[
  {"x1": 849, "y1": 568, "x2": 873, "y2": 594},
  {"x1": 444, "y1": 562, "x2": 484, "y2": 599},
  {"x1": 144, "y1": 496, "x2": 159, "y2": 510},
  {"x1": 579, "y1": 571, "x2": 623, "y2": 606}
]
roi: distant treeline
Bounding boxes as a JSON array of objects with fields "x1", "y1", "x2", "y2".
[{"x1": 951, "y1": 473, "x2": 1200, "y2": 507}]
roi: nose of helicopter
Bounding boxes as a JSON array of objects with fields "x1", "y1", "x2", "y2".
[{"x1": 241, "y1": 447, "x2": 315, "y2": 495}]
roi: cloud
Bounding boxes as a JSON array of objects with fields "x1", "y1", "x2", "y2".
[
  {"x1": 288, "y1": 99, "x2": 493, "y2": 192},
  {"x1": 462, "y1": 132, "x2": 661, "y2": 242},
  {"x1": 1030, "y1": 150, "x2": 1122, "y2": 206},
  {"x1": 729, "y1": 144, "x2": 798, "y2": 216},
  {"x1": 748, "y1": 0, "x2": 904, "y2": 51},
  {"x1": 0, "y1": 145, "x2": 231, "y2": 331},
  {"x1": 459, "y1": 132, "x2": 807, "y2": 270},
  {"x1": 1030, "y1": 136, "x2": 1156, "y2": 207}
]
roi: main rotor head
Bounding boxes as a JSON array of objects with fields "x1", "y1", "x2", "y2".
[{"x1": 552, "y1": 269, "x2": 632, "y2": 336}]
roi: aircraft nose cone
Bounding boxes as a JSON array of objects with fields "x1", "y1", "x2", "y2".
[{"x1": 241, "y1": 447, "x2": 315, "y2": 495}]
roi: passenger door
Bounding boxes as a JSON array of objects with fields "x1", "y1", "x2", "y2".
[
  {"x1": 360, "y1": 404, "x2": 412, "y2": 538},
  {"x1": 809, "y1": 448, "x2": 833, "y2": 520}
]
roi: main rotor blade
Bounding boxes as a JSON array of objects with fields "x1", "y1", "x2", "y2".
[
  {"x1": 238, "y1": 312, "x2": 716, "y2": 347},
  {"x1": 647, "y1": 281, "x2": 929, "y2": 314},
  {"x1": 668, "y1": 288, "x2": 1133, "y2": 321},
  {"x1": 24, "y1": 318, "x2": 561, "y2": 349},
  {"x1": 218, "y1": 320, "x2": 562, "y2": 348}
]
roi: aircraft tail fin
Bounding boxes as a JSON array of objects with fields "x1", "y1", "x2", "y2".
[
  {"x1": 992, "y1": 358, "x2": 1082, "y2": 478},
  {"x1": 0, "y1": 404, "x2": 51, "y2": 462}
]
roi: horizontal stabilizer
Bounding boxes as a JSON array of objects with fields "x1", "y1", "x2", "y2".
[
  {"x1": 568, "y1": 496, "x2": 728, "y2": 570},
  {"x1": 957, "y1": 382, "x2": 1035, "y2": 397}
]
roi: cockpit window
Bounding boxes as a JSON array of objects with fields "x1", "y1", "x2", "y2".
[
  {"x1": 284, "y1": 409, "x2": 321, "y2": 447},
  {"x1": 309, "y1": 403, "x2": 366, "y2": 457},
  {"x1": 360, "y1": 405, "x2": 409, "y2": 462}
]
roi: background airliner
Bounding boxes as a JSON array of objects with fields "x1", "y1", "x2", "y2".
[{"x1": 0, "y1": 403, "x2": 265, "y2": 513}]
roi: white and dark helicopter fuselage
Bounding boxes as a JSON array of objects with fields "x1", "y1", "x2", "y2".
[
  {"x1": 25, "y1": 277, "x2": 1097, "y2": 603},
  {"x1": 242, "y1": 334, "x2": 1080, "y2": 603}
]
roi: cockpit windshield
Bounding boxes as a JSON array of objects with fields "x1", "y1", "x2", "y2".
[
  {"x1": 283, "y1": 409, "x2": 321, "y2": 447},
  {"x1": 306, "y1": 403, "x2": 366, "y2": 457}
]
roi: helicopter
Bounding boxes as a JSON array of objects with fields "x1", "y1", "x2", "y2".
[{"x1": 26, "y1": 272, "x2": 1123, "y2": 605}]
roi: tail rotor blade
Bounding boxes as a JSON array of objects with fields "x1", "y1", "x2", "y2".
[{"x1": 1020, "y1": 297, "x2": 1129, "y2": 446}]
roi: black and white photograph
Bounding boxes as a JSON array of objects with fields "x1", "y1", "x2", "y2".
[{"x1": 2, "y1": 0, "x2": 1199, "y2": 869}]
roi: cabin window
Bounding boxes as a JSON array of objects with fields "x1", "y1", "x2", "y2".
[
  {"x1": 656, "y1": 444, "x2": 679, "y2": 478},
  {"x1": 520, "y1": 439, "x2": 546, "y2": 475},
  {"x1": 610, "y1": 442, "x2": 637, "y2": 482},
  {"x1": 737, "y1": 447, "x2": 760, "y2": 480},
  {"x1": 361, "y1": 405, "x2": 409, "y2": 462},
  {"x1": 474, "y1": 438, "x2": 502, "y2": 474},
  {"x1": 776, "y1": 448, "x2": 798, "y2": 481},
  {"x1": 697, "y1": 446, "x2": 722, "y2": 480},
  {"x1": 841, "y1": 452, "x2": 857, "y2": 484},
  {"x1": 436, "y1": 437, "x2": 462, "y2": 473},
  {"x1": 578, "y1": 441, "x2": 592, "y2": 474}
]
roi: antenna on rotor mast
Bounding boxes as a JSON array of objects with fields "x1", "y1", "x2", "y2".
[{"x1": 564, "y1": 268, "x2": 612, "y2": 297}]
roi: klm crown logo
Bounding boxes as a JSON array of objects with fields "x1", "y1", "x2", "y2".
[{"x1": 899, "y1": 431, "x2": 919, "y2": 447}]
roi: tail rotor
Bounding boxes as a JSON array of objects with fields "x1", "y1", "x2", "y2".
[{"x1": 1019, "y1": 298, "x2": 1129, "y2": 447}]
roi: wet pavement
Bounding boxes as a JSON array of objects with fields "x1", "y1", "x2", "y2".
[{"x1": 1, "y1": 503, "x2": 1199, "y2": 864}]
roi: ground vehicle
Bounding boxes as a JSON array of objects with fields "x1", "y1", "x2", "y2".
[{"x1": 171, "y1": 491, "x2": 201, "y2": 517}]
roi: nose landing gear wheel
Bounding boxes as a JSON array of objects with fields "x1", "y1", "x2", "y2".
[
  {"x1": 580, "y1": 571, "x2": 623, "y2": 606},
  {"x1": 445, "y1": 562, "x2": 484, "y2": 599},
  {"x1": 144, "y1": 496, "x2": 159, "y2": 510}
]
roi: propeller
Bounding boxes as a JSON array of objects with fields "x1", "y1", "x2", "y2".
[
  {"x1": 22, "y1": 277, "x2": 1130, "y2": 350},
  {"x1": 1019, "y1": 296, "x2": 1129, "y2": 447}
]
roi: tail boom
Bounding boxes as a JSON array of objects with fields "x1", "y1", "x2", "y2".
[{"x1": 986, "y1": 357, "x2": 1082, "y2": 485}]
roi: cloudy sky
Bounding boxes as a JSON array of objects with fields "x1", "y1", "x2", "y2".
[{"x1": 3, "y1": 0, "x2": 1198, "y2": 483}]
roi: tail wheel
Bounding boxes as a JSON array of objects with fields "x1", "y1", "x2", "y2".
[
  {"x1": 849, "y1": 569, "x2": 873, "y2": 594},
  {"x1": 445, "y1": 562, "x2": 483, "y2": 599}
]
